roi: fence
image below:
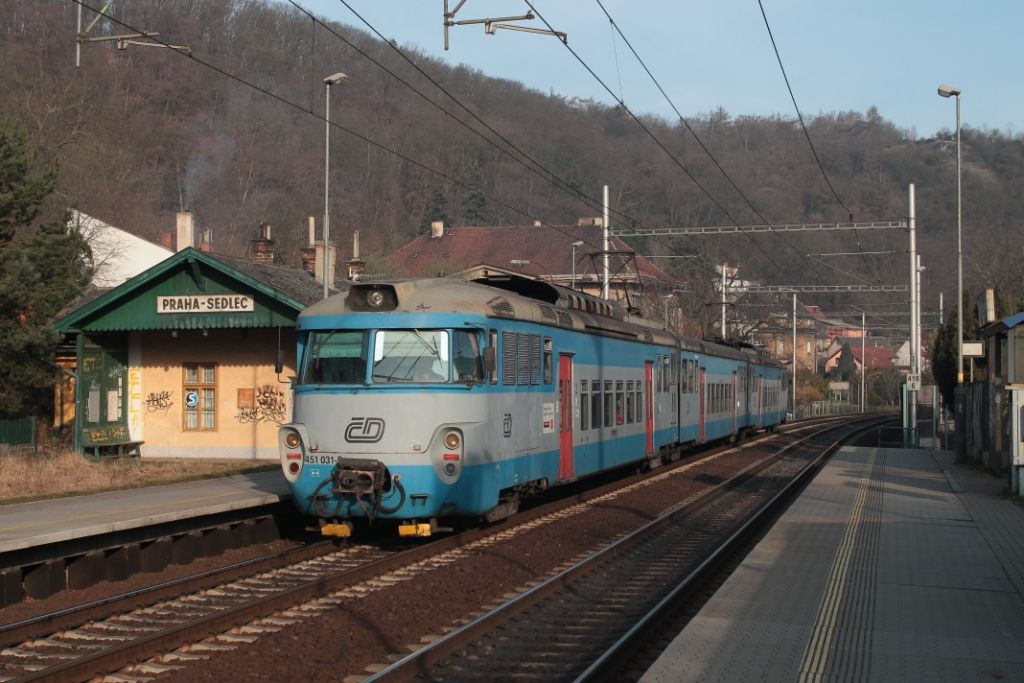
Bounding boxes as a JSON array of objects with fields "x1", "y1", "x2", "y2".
[{"x1": 0, "y1": 417, "x2": 37, "y2": 452}]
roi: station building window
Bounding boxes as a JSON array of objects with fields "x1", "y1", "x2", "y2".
[{"x1": 183, "y1": 363, "x2": 217, "y2": 431}]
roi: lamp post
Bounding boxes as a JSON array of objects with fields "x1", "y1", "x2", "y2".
[
  {"x1": 938, "y1": 83, "x2": 962, "y2": 384},
  {"x1": 571, "y1": 240, "x2": 584, "y2": 291},
  {"x1": 323, "y1": 72, "x2": 348, "y2": 300}
]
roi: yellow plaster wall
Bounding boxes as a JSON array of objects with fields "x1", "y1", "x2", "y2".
[{"x1": 138, "y1": 328, "x2": 297, "y2": 460}]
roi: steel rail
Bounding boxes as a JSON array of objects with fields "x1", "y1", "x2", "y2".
[
  {"x1": 575, "y1": 417, "x2": 889, "y2": 681},
  {"x1": 361, "y1": 415, "x2": 886, "y2": 682},
  {"x1": 3, "y1": 414, "x2": 854, "y2": 683}
]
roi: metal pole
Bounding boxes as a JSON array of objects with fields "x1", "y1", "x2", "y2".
[
  {"x1": 721, "y1": 265, "x2": 727, "y2": 338},
  {"x1": 861, "y1": 311, "x2": 866, "y2": 412},
  {"x1": 602, "y1": 185, "x2": 610, "y2": 300},
  {"x1": 792, "y1": 293, "x2": 797, "y2": 417},
  {"x1": 571, "y1": 243, "x2": 577, "y2": 291},
  {"x1": 323, "y1": 82, "x2": 331, "y2": 300},
  {"x1": 956, "y1": 94, "x2": 963, "y2": 385},
  {"x1": 76, "y1": 3, "x2": 82, "y2": 68},
  {"x1": 909, "y1": 183, "x2": 918, "y2": 446}
]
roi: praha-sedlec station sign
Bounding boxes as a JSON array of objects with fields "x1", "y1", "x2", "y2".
[{"x1": 157, "y1": 294, "x2": 255, "y2": 314}]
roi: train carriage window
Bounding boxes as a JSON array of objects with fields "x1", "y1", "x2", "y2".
[
  {"x1": 615, "y1": 380, "x2": 624, "y2": 425},
  {"x1": 453, "y1": 330, "x2": 483, "y2": 383},
  {"x1": 636, "y1": 383, "x2": 643, "y2": 421},
  {"x1": 580, "y1": 380, "x2": 590, "y2": 430},
  {"x1": 543, "y1": 338, "x2": 553, "y2": 384},
  {"x1": 488, "y1": 329, "x2": 498, "y2": 384},
  {"x1": 655, "y1": 356, "x2": 662, "y2": 393},
  {"x1": 626, "y1": 380, "x2": 635, "y2": 423},
  {"x1": 591, "y1": 380, "x2": 602, "y2": 429},
  {"x1": 604, "y1": 380, "x2": 614, "y2": 427}
]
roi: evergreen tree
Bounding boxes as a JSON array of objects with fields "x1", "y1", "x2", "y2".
[
  {"x1": 835, "y1": 343, "x2": 857, "y2": 381},
  {"x1": 461, "y1": 164, "x2": 489, "y2": 225},
  {"x1": 419, "y1": 190, "x2": 449, "y2": 234},
  {"x1": 0, "y1": 118, "x2": 92, "y2": 417}
]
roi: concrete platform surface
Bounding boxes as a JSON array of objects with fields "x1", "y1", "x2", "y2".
[
  {"x1": 641, "y1": 447, "x2": 1024, "y2": 683},
  {"x1": 0, "y1": 471, "x2": 289, "y2": 554}
]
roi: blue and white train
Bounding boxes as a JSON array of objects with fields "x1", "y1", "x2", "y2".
[{"x1": 279, "y1": 277, "x2": 787, "y2": 537}]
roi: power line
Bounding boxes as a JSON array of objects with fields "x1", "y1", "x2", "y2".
[
  {"x1": 591, "y1": 0, "x2": 827, "y2": 280},
  {"x1": 314, "y1": 0, "x2": 646, "y2": 230},
  {"x1": 70, "y1": 1, "x2": 546, "y2": 227},
  {"x1": 521, "y1": 0, "x2": 802, "y2": 278},
  {"x1": 755, "y1": 0, "x2": 874, "y2": 278}
]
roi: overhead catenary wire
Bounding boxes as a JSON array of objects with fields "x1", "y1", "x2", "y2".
[
  {"x1": 70, "y1": 1, "x2": 545, "y2": 228},
  {"x1": 70, "y1": 0, "x2": 701, "y2": 297},
  {"x1": 523, "y1": 0, "x2": 827, "y2": 283},
  {"x1": 755, "y1": 0, "x2": 874, "y2": 278},
  {"x1": 322, "y1": 0, "x2": 647, "y2": 231},
  {"x1": 592, "y1": 0, "x2": 828, "y2": 282}
]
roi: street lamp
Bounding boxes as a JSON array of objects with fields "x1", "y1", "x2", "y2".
[
  {"x1": 323, "y1": 72, "x2": 347, "y2": 300},
  {"x1": 938, "y1": 83, "x2": 962, "y2": 384},
  {"x1": 570, "y1": 241, "x2": 584, "y2": 291}
]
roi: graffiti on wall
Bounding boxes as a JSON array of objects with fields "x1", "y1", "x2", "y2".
[
  {"x1": 145, "y1": 390, "x2": 173, "y2": 412},
  {"x1": 236, "y1": 385, "x2": 287, "y2": 424}
]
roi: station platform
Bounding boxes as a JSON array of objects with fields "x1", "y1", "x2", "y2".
[
  {"x1": 641, "y1": 447, "x2": 1024, "y2": 682},
  {"x1": 0, "y1": 471, "x2": 289, "y2": 555}
]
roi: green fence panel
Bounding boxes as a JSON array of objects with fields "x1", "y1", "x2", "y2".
[{"x1": 0, "y1": 417, "x2": 37, "y2": 450}]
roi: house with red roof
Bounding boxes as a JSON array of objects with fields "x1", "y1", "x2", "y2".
[{"x1": 823, "y1": 344, "x2": 897, "y2": 373}]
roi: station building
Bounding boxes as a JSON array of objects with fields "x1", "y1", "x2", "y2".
[{"x1": 53, "y1": 241, "x2": 327, "y2": 460}]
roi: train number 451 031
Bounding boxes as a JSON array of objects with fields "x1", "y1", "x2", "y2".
[{"x1": 302, "y1": 454, "x2": 339, "y2": 465}]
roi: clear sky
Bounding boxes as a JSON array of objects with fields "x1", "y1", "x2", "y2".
[{"x1": 295, "y1": 0, "x2": 1019, "y2": 138}]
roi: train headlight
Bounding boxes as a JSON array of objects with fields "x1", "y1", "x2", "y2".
[
  {"x1": 443, "y1": 431, "x2": 461, "y2": 450},
  {"x1": 285, "y1": 431, "x2": 301, "y2": 449},
  {"x1": 367, "y1": 290, "x2": 386, "y2": 307}
]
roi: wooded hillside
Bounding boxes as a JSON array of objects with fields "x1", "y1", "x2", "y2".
[{"x1": 3, "y1": 0, "x2": 1022, "y2": 315}]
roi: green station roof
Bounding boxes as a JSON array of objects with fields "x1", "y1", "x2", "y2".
[{"x1": 55, "y1": 248, "x2": 327, "y2": 332}]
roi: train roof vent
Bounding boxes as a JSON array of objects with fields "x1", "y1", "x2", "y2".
[
  {"x1": 488, "y1": 296, "x2": 516, "y2": 318},
  {"x1": 538, "y1": 304, "x2": 559, "y2": 325},
  {"x1": 556, "y1": 310, "x2": 573, "y2": 327},
  {"x1": 640, "y1": 329, "x2": 653, "y2": 342}
]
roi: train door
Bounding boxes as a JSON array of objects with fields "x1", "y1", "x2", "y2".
[
  {"x1": 558, "y1": 354, "x2": 574, "y2": 480},
  {"x1": 732, "y1": 371, "x2": 738, "y2": 435},
  {"x1": 644, "y1": 360, "x2": 654, "y2": 455},
  {"x1": 699, "y1": 367, "x2": 706, "y2": 443},
  {"x1": 757, "y1": 374, "x2": 764, "y2": 428}
]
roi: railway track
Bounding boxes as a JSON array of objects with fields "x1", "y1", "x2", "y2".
[
  {"x1": 0, "y1": 415, "x2": 871, "y2": 683},
  {"x1": 360, "y1": 415, "x2": 889, "y2": 683}
]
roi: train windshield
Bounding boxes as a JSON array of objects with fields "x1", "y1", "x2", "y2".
[
  {"x1": 301, "y1": 330, "x2": 369, "y2": 385},
  {"x1": 300, "y1": 329, "x2": 483, "y2": 385}
]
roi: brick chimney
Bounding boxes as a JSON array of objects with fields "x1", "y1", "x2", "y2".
[
  {"x1": 176, "y1": 212, "x2": 194, "y2": 251},
  {"x1": 346, "y1": 230, "x2": 366, "y2": 281},
  {"x1": 159, "y1": 232, "x2": 175, "y2": 250},
  {"x1": 300, "y1": 216, "x2": 318, "y2": 275},
  {"x1": 250, "y1": 223, "x2": 275, "y2": 263},
  {"x1": 430, "y1": 221, "x2": 445, "y2": 239}
]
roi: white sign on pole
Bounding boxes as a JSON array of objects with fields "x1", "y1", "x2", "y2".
[{"x1": 906, "y1": 374, "x2": 921, "y2": 391}]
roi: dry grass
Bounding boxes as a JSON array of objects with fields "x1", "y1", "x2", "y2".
[{"x1": 0, "y1": 446, "x2": 274, "y2": 504}]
